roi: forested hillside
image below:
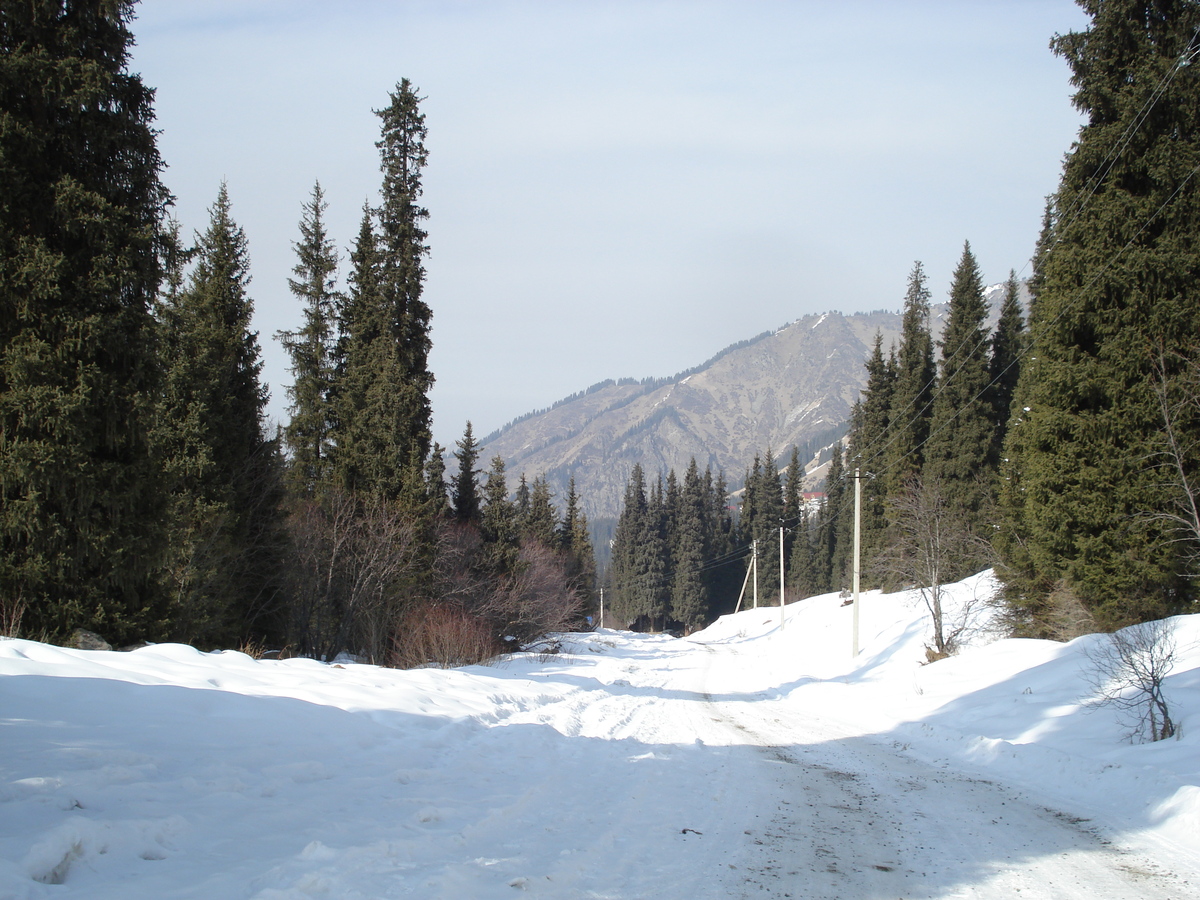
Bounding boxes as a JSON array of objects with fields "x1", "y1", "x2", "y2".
[
  {"x1": 603, "y1": 1, "x2": 1200, "y2": 638},
  {"x1": 0, "y1": 3, "x2": 591, "y2": 663},
  {"x1": 476, "y1": 309, "x2": 896, "y2": 527},
  {"x1": 4, "y1": 0, "x2": 1199, "y2": 658}
]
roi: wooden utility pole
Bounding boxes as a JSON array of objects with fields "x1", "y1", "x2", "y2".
[
  {"x1": 779, "y1": 523, "x2": 786, "y2": 631},
  {"x1": 752, "y1": 539, "x2": 759, "y2": 609},
  {"x1": 853, "y1": 468, "x2": 862, "y2": 657}
]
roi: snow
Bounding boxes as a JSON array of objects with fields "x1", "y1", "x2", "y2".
[{"x1": 4, "y1": 571, "x2": 1200, "y2": 897}]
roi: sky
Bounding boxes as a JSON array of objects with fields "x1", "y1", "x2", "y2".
[{"x1": 127, "y1": 1, "x2": 1090, "y2": 450}]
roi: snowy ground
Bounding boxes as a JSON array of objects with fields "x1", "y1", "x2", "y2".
[{"x1": 4, "y1": 571, "x2": 1200, "y2": 898}]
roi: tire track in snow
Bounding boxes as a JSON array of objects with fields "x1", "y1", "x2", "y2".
[{"x1": 694, "y1": 641, "x2": 1194, "y2": 900}]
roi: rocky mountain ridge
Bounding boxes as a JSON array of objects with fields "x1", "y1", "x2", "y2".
[{"x1": 476, "y1": 284, "x2": 1018, "y2": 534}]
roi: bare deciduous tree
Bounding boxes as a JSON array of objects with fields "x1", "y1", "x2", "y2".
[
  {"x1": 1084, "y1": 618, "x2": 1179, "y2": 743},
  {"x1": 286, "y1": 491, "x2": 417, "y2": 663},
  {"x1": 482, "y1": 541, "x2": 585, "y2": 646},
  {"x1": 875, "y1": 476, "x2": 995, "y2": 658},
  {"x1": 1150, "y1": 345, "x2": 1200, "y2": 576}
]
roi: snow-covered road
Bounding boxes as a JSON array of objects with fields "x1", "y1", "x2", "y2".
[
  {"x1": 692, "y1": 640, "x2": 1189, "y2": 899},
  {"x1": 3, "y1": 573, "x2": 1200, "y2": 898}
]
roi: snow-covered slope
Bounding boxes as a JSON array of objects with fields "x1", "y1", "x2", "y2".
[{"x1": 2, "y1": 572, "x2": 1199, "y2": 898}]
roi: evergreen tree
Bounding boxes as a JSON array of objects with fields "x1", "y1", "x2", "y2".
[
  {"x1": 514, "y1": 474, "x2": 531, "y2": 525},
  {"x1": 0, "y1": 0, "x2": 170, "y2": 642},
  {"x1": 885, "y1": 262, "x2": 936, "y2": 498},
  {"x1": 781, "y1": 446, "x2": 804, "y2": 580},
  {"x1": 156, "y1": 184, "x2": 284, "y2": 646},
  {"x1": 424, "y1": 442, "x2": 450, "y2": 519},
  {"x1": 330, "y1": 207, "x2": 385, "y2": 495},
  {"x1": 922, "y1": 242, "x2": 996, "y2": 534},
  {"x1": 995, "y1": 217, "x2": 1053, "y2": 630},
  {"x1": 815, "y1": 443, "x2": 849, "y2": 592},
  {"x1": 331, "y1": 80, "x2": 433, "y2": 501},
  {"x1": 451, "y1": 421, "x2": 481, "y2": 524},
  {"x1": 560, "y1": 476, "x2": 598, "y2": 606},
  {"x1": 787, "y1": 504, "x2": 821, "y2": 599},
  {"x1": 638, "y1": 476, "x2": 670, "y2": 627},
  {"x1": 481, "y1": 455, "x2": 518, "y2": 572},
  {"x1": 741, "y1": 458, "x2": 758, "y2": 555},
  {"x1": 1028, "y1": 197, "x2": 1056, "y2": 317},
  {"x1": 277, "y1": 182, "x2": 339, "y2": 498},
  {"x1": 705, "y1": 468, "x2": 741, "y2": 613},
  {"x1": 672, "y1": 459, "x2": 711, "y2": 630},
  {"x1": 608, "y1": 464, "x2": 648, "y2": 625},
  {"x1": 986, "y1": 271, "x2": 1025, "y2": 469},
  {"x1": 375, "y1": 78, "x2": 434, "y2": 477},
  {"x1": 847, "y1": 332, "x2": 896, "y2": 574},
  {"x1": 752, "y1": 447, "x2": 783, "y2": 599},
  {"x1": 997, "y1": 0, "x2": 1200, "y2": 629},
  {"x1": 783, "y1": 446, "x2": 803, "y2": 530},
  {"x1": 524, "y1": 475, "x2": 559, "y2": 548}
]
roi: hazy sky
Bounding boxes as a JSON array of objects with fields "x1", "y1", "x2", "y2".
[{"x1": 128, "y1": 0, "x2": 1089, "y2": 450}]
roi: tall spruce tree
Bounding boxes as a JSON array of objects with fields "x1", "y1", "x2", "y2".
[
  {"x1": 783, "y1": 447, "x2": 803, "y2": 531},
  {"x1": 642, "y1": 476, "x2": 671, "y2": 628},
  {"x1": 278, "y1": 182, "x2": 339, "y2": 498},
  {"x1": 997, "y1": 0, "x2": 1200, "y2": 629},
  {"x1": 787, "y1": 504, "x2": 821, "y2": 599},
  {"x1": 922, "y1": 242, "x2": 996, "y2": 534},
  {"x1": 763, "y1": 448, "x2": 786, "y2": 598},
  {"x1": 560, "y1": 476, "x2": 598, "y2": 607},
  {"x1": 885, "y1": 262, "x2": 936, "y2": 499},
  {"x1": 330, "y1": 207, "x2": 382, "y2": 494},
  {"x1": 815, "y1": 443, "x2": 849, "y2": 592},
  {"x1": 424, "y1": 441, "x2": 450, "y2": 519},
  {"x1": 742, "y1": 449, "x2": 783, "y2": 598},
  {"x1": 705, "y1": 467, "x2": 741, "y2": 612},
  {"x1": 986, "y1": 271, "x2": 1026, "y2": 469},
  {"x1": 481, "y1": 455, "x2": 517, "y2": 572},
  {"x1": 156, "y1": 184, "x2": 284, "y2": 646},
  {"x1": 451, "y1": 421, "x2": 481, "y2": 524},
  {"x1": 514, "y1": 473, "x2": 531, "y2": 523},
  {"x1": 523, "y1": 475, "x2": 559, "y2": 548},
  {"x1": 331, "y1": 80, "x2": 433, "y2": 501},
  {"x1": 847, "y1": 333, "x2": 896, "y2": 575},
  {"x1": 0, "y1": 0, "x2": 170, "y2": 642},
  {"x1": 375, "y1": 78, "x2": 434, "y2": 480},
  {"x1": 671, "y1": 458, "x2": 711, "y2": 630},
  {"x1": 608, "y1": 464, "x2": 648, "y2": 626}
]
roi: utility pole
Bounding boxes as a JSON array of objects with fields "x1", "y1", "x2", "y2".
[
  {"x1": 852, "y1": 468, "x2": 862, "y2": 657},
  {"x1": 752, "y1": 539, "x2": 759, "y2": 609},
  {"x1": 779, "y1": 522, "x2": 786, "y2": 631},
  {"x1": 734, "y1": 547, "x2": 754, "y2": 614}
]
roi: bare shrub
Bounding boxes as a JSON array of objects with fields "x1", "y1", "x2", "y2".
[
  {"x1": 1042, "y1": 581, "x2": 1098, "y2": 642},
  {"x1": 429, "y1": 520, "x2": 491, "y2": 608},
  {"x1": 0, "y1": 595, "x2": 24, "y2": 638},
  {"x1": 285, "y1": 491, "x2": 418, "y2": 664},
  {"x1": 1085, "y1": 618, "x2": 1179, "y2": 743},
  {"x1": 391, "y1": 603, "x2": 500, "y2": 669},
  {"x1": 481, "y1": 541, "x2": 585, "y2": 648}
]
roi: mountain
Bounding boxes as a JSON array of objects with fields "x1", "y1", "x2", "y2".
[
  {"x1": 478, "y1": 309, "x2": 895, "y2": 525},
  {"x1": 476, "y1": 284, "x2": 1022, "y2": 536}
]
